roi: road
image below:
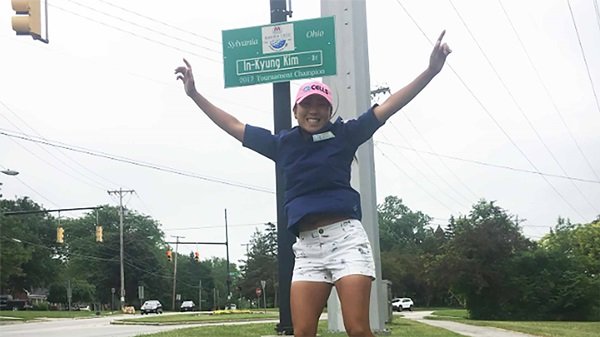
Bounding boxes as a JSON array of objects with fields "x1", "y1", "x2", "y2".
[
  {"x1": 3, "y1": 311, "x2": 544, "y2": 337},
  {"x1": 1, "y1": 315, "x2": 184, "y2": 337},
  {"x1": 0, "y1": 313, "x2": 277, "y2": 337}
]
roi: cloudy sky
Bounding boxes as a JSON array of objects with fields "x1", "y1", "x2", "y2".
[{"x1": 2, "y1": 0, "x2": 599, "y2": 264}]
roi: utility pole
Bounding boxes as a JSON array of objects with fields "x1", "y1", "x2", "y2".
[
  {"x1": 224, "y1": 209, "x2": 231, "y2": 304},
  {"x1": 322, "y1": 0, "x2": 386, "y2": 332},
  {"x1": 171, "y1": 235, "x2": 185, "y2": 311},
  {"x1": 107, "y1": 188, "x2": 134, "y2": 309},
  {"x1": 241, "y1": 243, "x2": 251, "y2": 255},
  {"x1": 370, "y1": 86, "x2": 391, "y2": 100},
  {"x1": 198, "y1": 279, "x2": 202, "y2": 311}
]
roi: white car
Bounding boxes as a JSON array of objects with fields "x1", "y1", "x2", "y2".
[{"x1": 391, "y1": 297, "x2": 414, "y2": 311}]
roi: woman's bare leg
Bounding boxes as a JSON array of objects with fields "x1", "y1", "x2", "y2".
[
  {"x1": 335, "y1": 275, "x2": 375, "y2": 337},
  {"x1": 290, "y1": 281, "x2": 332, "y2": 337}
]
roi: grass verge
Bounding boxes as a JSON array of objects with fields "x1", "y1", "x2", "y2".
[
  {"x1": 133, "y1": 317, "x2": 464, "y2": 337},
  {"x1": 118, "y1": 312, "x2": 279, "y2": 325},
  {"x1": 430, "y1": 309, "x2": 600, "y2": 337},
  {"x1": 0, "y1": 310, "x2": 109, "y2": 321}
]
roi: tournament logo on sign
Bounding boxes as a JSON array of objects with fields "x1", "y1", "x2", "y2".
[{"x1": 262, "y1": 23, "x2": 295, "y2": 54}]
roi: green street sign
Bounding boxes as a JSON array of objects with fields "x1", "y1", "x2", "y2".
[{"x1": 222, "y1": 16, "x2": 336, "y2": 88}]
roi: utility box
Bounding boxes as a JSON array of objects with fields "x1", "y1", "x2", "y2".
[{"x1": 382, "y1": 280, "x2": 393, "y2": 323}]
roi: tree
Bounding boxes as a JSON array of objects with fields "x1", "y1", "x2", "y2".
[
  {"x1": 541, "y1": 217, "x2": 600, "y2": 278},
  {"x1": 441, "y1": 199, "x2": 532, "y2": 319},
  {"x1": 377, "y1": 196, "x2": 451, "y2": 306},
  {"x1": 0, "y1": 197, "x2": 63, "y2": 295},
  {"x1": 239, "y1": 222, "x2": 278, "y2": 307},
  {"x1": 377, "y1": 196, "x2": 432, "y2": 252},
  {"x1": 505, "y1": 248, "x2": 599, "y2": 320},
  {"x1": 62, "y1": 206, "x2": 169, "y2": 308}
]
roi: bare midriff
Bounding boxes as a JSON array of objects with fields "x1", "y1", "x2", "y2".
[{"x1": 296, "y1": 213, "x2": 351, "y2": 232}]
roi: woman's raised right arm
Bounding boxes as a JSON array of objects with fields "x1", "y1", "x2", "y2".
[{"x1": 175, "y1": 58, "x2": 245, "y2": 142}]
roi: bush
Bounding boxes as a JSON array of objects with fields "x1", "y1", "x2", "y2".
[{"x1": 33, "y1": 302, "x2": 49, "y2": 311}]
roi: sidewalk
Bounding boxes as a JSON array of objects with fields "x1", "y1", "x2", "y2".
[{"x1": 400, "y1": 311, "x2": 540, "y2": 337}]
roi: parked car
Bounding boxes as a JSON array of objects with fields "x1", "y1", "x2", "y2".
[
  {"x1": 391, "y1": 297, "x2": 414, "y2": 311},
  {"x1": 179, "y1": 300, "x2": 195, "y2": 312},
  {"x1": 72, "y1": 304, "x2": 91, "y2": 311},
  {"x1": 140, "y1": 300, "x2": 163, "y2": 314},
  {"x1": 0, "y1": 295, "x2": 32, "y2": 311}
]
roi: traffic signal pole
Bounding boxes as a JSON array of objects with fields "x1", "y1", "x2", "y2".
[
  {"x1": 165, "y1": 208, "x2": 231, "y2": 310},
  {"x1": 224, "y1": 209, "x2": 231, "y2": 303},
  {"x1": 270, "y1": 0, "x2": 294, "y2": 334}
]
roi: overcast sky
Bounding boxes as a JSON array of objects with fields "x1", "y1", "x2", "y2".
[{"x1": 2, "y1": 0, "x2": 599, "y2": 264}]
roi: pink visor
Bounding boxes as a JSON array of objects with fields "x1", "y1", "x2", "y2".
[{"x1": 295, "y1": 81, "x2": 333, "y2": 106}]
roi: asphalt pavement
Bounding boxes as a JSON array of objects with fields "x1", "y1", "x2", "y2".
[{"x1": 399, "y1": 311, "x2": 541, "y2": 337}]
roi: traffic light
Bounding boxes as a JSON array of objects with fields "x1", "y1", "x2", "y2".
[
  {"x1": 194, "y1": 251, "x2": 200, "y2": 262},
  {"x1": 95, "y1": 225, "x2": 103, "y2": 242},
  {"x1": 56, "y1": 226, "x2": 64, "y2": 243},
  {"x1": 11, "y1": 0, "x2": 42, "y2": 39},
  {"x1": 166, "y1": 250, "x2": 172, "y2": 262}
]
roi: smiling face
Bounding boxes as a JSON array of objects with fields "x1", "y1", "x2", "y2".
[{"x1": 293, "y1": 94, "x2": 332, "y2": 134}]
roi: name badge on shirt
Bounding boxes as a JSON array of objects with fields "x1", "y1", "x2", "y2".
[{"x1": 312, "y1": 131, "x2": 335, "y2": 142}]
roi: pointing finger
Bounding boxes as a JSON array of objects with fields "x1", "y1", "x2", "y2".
[
  {"x1": 436, "y1": 30, "x2": 446, "y2": 44},
  {"x1": 183, "y1": 58, "x2": 191, "y2": 69}
]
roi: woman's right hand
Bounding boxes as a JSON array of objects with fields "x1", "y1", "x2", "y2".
[{"x1": 175, "y1": 58, "x2": 197, "y2": 97}]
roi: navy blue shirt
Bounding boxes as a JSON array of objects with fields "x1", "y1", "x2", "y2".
[{"x1": 243, "y1": 106, "x2": 384, "y2": 235}]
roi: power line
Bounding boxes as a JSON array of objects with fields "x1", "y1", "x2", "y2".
[
  {"x1": 374, "y1": 142, "x2": 454, "y2": 213},
  {"x1": 566, "y1": 0, "x2": 600, "y2": 117},
  {"x1": 0, "y1": 235, "x2": 202, "y2": 290},
  {"x1": 65, "y1": 0, "x2": 222, "y2": 56},
  {"x1": 93, "y1": 0, "x2": 222, "y2": 46},
  {"x1": 1, "y1": 100, "x2": 124, "y2": 190},
  {"x1": 167, "y1": 222, "x2": 275, "y2": 231},
  {"x1": 377, "y1": 131, "x2": 467, "y2": 209},
  {"x1": 401, "y1": 113, "x2": 479, "y2": 200},
  {"x1": 449, "y1": 0, "x2": 596, "y2": 215},
  {"x1": 376, "y1": 140, "x2": 600, "y2": 184},
  {"x1": 50, "y1": 3, "x2": 220, "y2": 64},
  {"x1": 386, "y1": 120, "x2": 473, "y2": 206},
  {"x1": 497, "y1": 0, "x2": 600, "y2": 182},
  {"x1": 0, "y1": 164, "x2": 59, "y2": 207},
  {"x1": 394, "y1": 0, "x2": 587, "y2": 221},
  {"x1": 594, "y1": 0, "x2": 600, "y2": 33},
  {"x1": 0, "y1": 129, "x2": 274, "y2": 194}
]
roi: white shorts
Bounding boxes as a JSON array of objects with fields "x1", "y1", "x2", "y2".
[{"x1": 292, "y1": 219, "x2": 376, "y2": 284}]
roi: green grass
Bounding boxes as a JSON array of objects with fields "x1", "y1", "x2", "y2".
[
  {"x1": 136, "y1": 318, "x2": 464, "y2": 337},
  {"x1": 430, "y1": 309, "x2": 600, "y2": 337},
  {"x1": 119, "y1": 312, "x2": 279, "y2": 324},
  {"x1": 429, "y1": 309, "x2": 469, "y2": 319},
  {"x1": 0, "y1": 310, "x2": 108, "y2": 321}
]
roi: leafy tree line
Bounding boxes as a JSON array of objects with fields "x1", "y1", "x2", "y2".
[
  {"x1": 378, "y1": 195, "x2": 600, "y2": 321},
  {"x1": 1, "y1": 197, "x2": 237, "y2": 311},
  {"x1": 2, "y1": 195, "x2": 599, "y2": 320}
]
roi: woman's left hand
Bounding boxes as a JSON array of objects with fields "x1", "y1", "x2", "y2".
[{"x1": 428, "y1": 30, "x2": 452, "y2": 75}]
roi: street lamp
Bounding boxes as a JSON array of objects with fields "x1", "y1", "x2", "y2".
[
  {"x1": 1, "y1": 169, "x2": 19, "y2": 198},
  {"x1": 1, "y1": 169, "x2": 19, "y2": 176}
]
